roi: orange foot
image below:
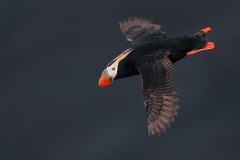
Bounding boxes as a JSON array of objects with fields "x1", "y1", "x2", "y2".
[
  {"x1": 187, "y1": 42, "x2": 215, "y2": 56},
  {"x1": 201, "y1": 27, "x2": 212, "y2": 33}
]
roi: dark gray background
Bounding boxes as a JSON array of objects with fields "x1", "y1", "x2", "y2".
[{"x1": 0, "y1": 0, "x2": 239, "y2": 160}]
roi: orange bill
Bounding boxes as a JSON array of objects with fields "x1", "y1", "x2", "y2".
[{"x1": 98, "y1": 75, "x2": 112, "y2": 87}]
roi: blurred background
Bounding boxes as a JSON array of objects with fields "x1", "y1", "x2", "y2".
[{"x1": 0, "y1": 0, "x2": 239, "y2": 160}]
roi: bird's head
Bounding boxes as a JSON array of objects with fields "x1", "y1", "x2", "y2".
[
  {"x1": 98, "y1": 66, "x2": 117, "y2": 87},
  {"x1": 98, "y1": 48, "x2": 133, "y2": 88}
]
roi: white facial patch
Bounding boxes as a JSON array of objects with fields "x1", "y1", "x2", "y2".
[
  {"x1": 107, "y1": 65, "x2": 118, "y2": 78},
  {"x1": 105, "y1": 48, "x2": 133, "y2": 80}
]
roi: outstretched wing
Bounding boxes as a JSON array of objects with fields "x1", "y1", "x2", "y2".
[
  {"x1": 137, "y1": 55, "x2": 179, "y2": 137},
  {"x1": 119, "y1": 17, "x2": 161, "y2": 42}
]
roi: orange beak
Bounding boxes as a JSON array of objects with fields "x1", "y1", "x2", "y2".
[{"x1": 98, "y1": 75, "x2": 112, "y2": 88}]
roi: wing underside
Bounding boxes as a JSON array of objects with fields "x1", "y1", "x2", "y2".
[{"x1": 137, "y1": 55, "x2": 179, "y2": 137}]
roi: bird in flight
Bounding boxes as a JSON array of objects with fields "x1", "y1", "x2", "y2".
[{"x1": 98, "y1": 17, "x2": 214, "y2": 137}]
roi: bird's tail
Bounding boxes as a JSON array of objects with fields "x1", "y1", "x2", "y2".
[{"x1": 187, "y1": 27, "x2": 215, "y2": 56}]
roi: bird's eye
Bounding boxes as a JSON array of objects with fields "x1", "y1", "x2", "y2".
[{"x1": 112, "y1": 68, "x2": 115, "y2": 71}]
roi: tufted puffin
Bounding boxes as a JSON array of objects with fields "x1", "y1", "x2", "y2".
[{"x1": 98, "y1": 17, "x2": 214, "y2": 137}]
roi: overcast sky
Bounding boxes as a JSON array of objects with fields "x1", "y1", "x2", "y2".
[{"x1": 0, "y1": 0, "x2": 240, "y2": 160}]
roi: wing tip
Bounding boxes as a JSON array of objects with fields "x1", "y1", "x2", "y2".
[{"x1": 119, "y1": 17, "x2": 159, "y2": 37}]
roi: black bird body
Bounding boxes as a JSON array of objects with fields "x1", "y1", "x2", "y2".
[
  {"x1": 99, "y1": 17, "x2": 214, "y2": 137},
  {"x1": 115, "y1": 34, "x2": 205, "y2": 80}
]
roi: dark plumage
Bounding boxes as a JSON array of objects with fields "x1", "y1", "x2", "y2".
[{"x1": 99, "y1": 17, "x2": 215, "y2": 137}]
